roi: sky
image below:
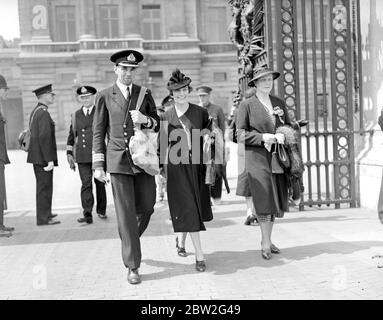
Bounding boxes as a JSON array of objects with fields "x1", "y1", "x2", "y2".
[{"x1": 0, "y1": 0, "x2": 20, "y2": 40}]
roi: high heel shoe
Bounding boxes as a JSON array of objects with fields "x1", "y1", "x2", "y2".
[
  {"x1": 195, "y1": 260, "x2": 206, "y2": 272},
  {"x1": 261, "y1": 249, "x2": 272, "y2": 260},
  {"x1": 270, "y1": 244, "x2": 280, "y2": 254},
  {"x1": 175, "y1": 237, "x2": 187, "y2": 257}
]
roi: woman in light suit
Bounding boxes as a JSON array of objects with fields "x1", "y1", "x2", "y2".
[{"x1": 236, "y1": 67, "x2": 292, "y2": 260}]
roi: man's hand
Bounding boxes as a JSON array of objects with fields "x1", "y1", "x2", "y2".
[
  {"x1": 43, "y1": 161, "x2": 54, "y2": 171},
  {"x1": 94, "y1": 169, "x2": 109, "y2": 184},
  {"x1": 262, "y1": 133, "x2": 276, "y2": 144},
  {"x1": 129, "y1": 110, "x2": 148, "y2": 125},
  {"x1": 67, "y1": 154, "x2": 76, "y2": 171}
]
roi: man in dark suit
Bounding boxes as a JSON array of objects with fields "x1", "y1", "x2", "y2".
[
  {"x1": 0, "y1": 74, "x2": 14, "y2": 237},
  {"x1": 196, "y1": 86, "x2": 227, "y2": 205},
  {"x1": 27, "y1": 84, "x2": 60, "y2": 226},
  {"x1": 66, "y1": 85, "x2": 107, "y2": 224},
  {"x1": 92, "y1": 50, "x2": 159, "y2": 284}
]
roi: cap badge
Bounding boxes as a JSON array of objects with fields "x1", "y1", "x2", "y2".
[
  {"x1": 81, "y1": 87, "x2": 87, "y2": 94},
  {"x1": 127, "y1": 53, "x2": 136, "y2": 62}
]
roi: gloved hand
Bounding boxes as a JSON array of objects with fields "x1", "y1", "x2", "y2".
[
  {"x1": 94, "y1": 169, "x2": 109, "y2": 184},
  {"x1": 43, "y1": 161, "x2": 54, "y2": 172},
  {"x1": 67, "y1": 154, "x2": 76, "y2": 171},
  {"x1": 274, "y1": 133, "x2": 285, "y2": 144},
  {"x1": 262, "y1": 133, "x2": 276, "y2": 144}
]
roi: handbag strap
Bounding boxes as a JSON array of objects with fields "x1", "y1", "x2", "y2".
[
  {"x1": 29, "y1": 105, "x2": 45, "y2": 129},
  {"x1": 123, "y1": 86, "x2": 147, "y2": 126}
]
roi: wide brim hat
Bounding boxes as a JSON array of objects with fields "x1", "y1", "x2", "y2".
[
  {"x1": 110, "y1": 49, "x2": 144, "y2": 68},
  {"x1": 167, "y1": 69, "x2": 192, "y2": 91},
  {"x1": 248, "y1": 67, "x2": 280, "y2": 87},
  {"x1": 77, "y1": 85, "x2": 97, "y2": 97}
]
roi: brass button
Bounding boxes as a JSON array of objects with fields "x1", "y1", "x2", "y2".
[
  {"x1": 123, "y1": 125, "x2": 127, "y2": 129},
  {"x1": 82, "y1": 129, "x2": 85, "y2": 132},
  {"x1": 124, "y1": 132, "x2": 127, "y2": 136},
  {"x1": 83, "y1": 145, "x2": 86, "y2": 148},
  {"x1": 125, "y1": 147, "x2": 128, "y2": 151},
  {"x1": 124, "y1": 139, "x2": 128, "y2": 143}
]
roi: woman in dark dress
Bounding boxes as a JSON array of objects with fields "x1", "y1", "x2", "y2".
[
  {"x1": 160, "y1": 69, "x2": 213, "y2": 272},
  {"x1": 236, "y1": 67, "x2": 292, "y2": 260}
]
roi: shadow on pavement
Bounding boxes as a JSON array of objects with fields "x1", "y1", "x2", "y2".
[{"x1": 142, "y1": 240, "x2": 383, "y2": 279}]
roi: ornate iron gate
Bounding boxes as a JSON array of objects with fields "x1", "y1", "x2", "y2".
[
  {"x1": 229, "y1": 0, "x2": 363, "y2": 210},
  {"x1": 265, "y1": 0, "x2": 362, "y2": 209}
]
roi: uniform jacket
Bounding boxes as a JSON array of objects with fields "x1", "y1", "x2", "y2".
[
  {"x1": 204, "y1": 102, "x2": 226, "y2": 134},
  {"x1": 92, "y1": 83, "x2": 159, "y2": 174},
  {"x1": 27, "y1": 103, "x2": 58, "y2": 166},
  {"x1": 0, "y1": 103, "x2": 10, "y2": 164},
  {"x1": 66, "y1": 107, "x2": 96, "y2": 163}
]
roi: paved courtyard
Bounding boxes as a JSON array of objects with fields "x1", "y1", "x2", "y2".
[{"x1": 0, "y1": 148, "x2": 383, "y2": 300}]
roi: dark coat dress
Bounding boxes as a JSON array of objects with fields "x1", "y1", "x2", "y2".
[
  {"x1": 0, "y1": 108, "x2": 10, "y2": 165},
  {"x1": 27, "y1": 103, "x2": 58, "y2": 166},
  {"x1": 160, "y1": 103, "x2": 213, "y2": 232},
  {"x1": 236, "y1": 95, "x2": 292, "y2": 216}
]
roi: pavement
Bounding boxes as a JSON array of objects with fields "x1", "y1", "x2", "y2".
[{"x1": 1, "y1": 146, "x2": 383, "y2": 300}]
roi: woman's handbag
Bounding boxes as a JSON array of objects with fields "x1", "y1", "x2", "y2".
[
  {"x1": 128, "y1": 87, "x2": 160, "y2": 176},
  {"x1": 271, "y1": 144, "x2": 284, "y2": 174},
  {"x1": 276, "y1": 143, "x2": 290, "y2": 170}
]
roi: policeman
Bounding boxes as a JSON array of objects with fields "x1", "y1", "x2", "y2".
[
  {"x1": 67, "y1": 86, "x2": 107, "y2": 224},
  {"x1": 196, "y1": 86, "x2": 227, "y2": 205},
  {"x1": 27, "y1": 84, "x2": 60, "y2": 226},
  {"x1": 92, "y1": 50, "x2": 159, "y2": 284},
  {"x1": 0, "y1": 74, "x2": 14, "y2": 237}
]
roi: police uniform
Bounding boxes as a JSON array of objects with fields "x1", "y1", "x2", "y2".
[
  {"x1": 67, "y1": 86, "x2": 107, "y2": 223},
  {"x1": 196, "y1": 86, "x2": 227, "y2": 202},
  {"x1": 92, "y1": 50, "x2": 159, "y2": 277},
  {"x1": 27, "y1": 84, "x2": 59, "y2": 225}
]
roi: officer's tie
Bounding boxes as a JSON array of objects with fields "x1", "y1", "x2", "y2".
[
  {"x1": 127, "y1": 87, "x2": 131, "y2": 102},
  {"x1": 86, "y1": 109, "x2": 90, "y2": 117}
]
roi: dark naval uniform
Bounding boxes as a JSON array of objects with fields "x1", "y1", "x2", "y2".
[
  {"x1": 67, "y1": 106, "x2": 107, "y2": 219},
  {"x1": 92, "y1": 80, "x2": 159, "y2": 270},
  {"x1": 27, "y1": 102, "x2": 58, "y2": 225}
]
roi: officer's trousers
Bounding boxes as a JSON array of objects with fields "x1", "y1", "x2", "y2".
[
  {"x1": 110, "y1": 172, "x2": 156, "y2": 269},
  {"x1": 78, "y1": 163, "x2": 107, "y2": 217},
  {"x1": 33, "y1": 164, "x2": 53, "y2": 225}
]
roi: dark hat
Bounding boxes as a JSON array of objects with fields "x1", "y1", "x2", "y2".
[
  {"x1": 161, "y1": 95, "x2": 174, "y2": 107},
  {"x1": 110, "y1": 49, "x2": 144, "y2": 67},
  {"x1": 196, "y1": 86, "x2": 212, "y2": 95},
  {"x1": 0, "y1": 74, "x2": 9, "y2": 89},
  {"x1": 32, "y1": 84, "x2": 54, "y2": 97},
  {"x1": 167, "y1": 69, "x2": 192, "y2": 91},
  {"x1": 76, "y1": 85, "x2": 97, "y2": 97},
  {"x1": 248, "y1": 67, "x2": 280, "y2": 87}
]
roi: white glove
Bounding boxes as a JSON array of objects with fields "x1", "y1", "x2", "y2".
[
  {"x1": 274, "y1": 133, "x2": 285, "y2": 144},
  {"x1": 43, "y1": 161, "x2": 54, "y2": 171},
  {"x1": 129, "y1": 110, "x2": 148, "y2": 124},
  {"x1": 94, "y1": 169, "x2": 109, "y2": 184},
  {"x1": 262, "y1": 134, "x2": 276, "y2": 144}
]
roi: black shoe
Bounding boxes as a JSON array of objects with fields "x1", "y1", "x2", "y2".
[
  {"x1": 77, "y1": 217, "x2": 93, "y2": 224},
  {"x1": 127, "y1": 268, "x2": 141, "y2": 284},
  {"x1": 0, "y1": 225, "x2": 15, "y2": 232},
  {"x1": 0, "y1": 229, "x2": 12, "y2": 237},
  {"x1": 97, "y1": 213, "x2": 107, "y2": 219},
  {"x1": 270, "y1": 244, "x2": 281, "y2": 254},
  {"x1": 195, "y1": 260, "x2": 206, "y2": 272},
  {"x1": 48, "y1": 214, "x2": 58, "y2": 219},
  {"x1": 37, "y1": 220, "x2": 61, "y2": 226},
  {"x1": 176, "y1": 237, "x2": 187, "y2": 257},
  {"x1": 244, "y1": 214, "x2": 257, "y2": 226}
]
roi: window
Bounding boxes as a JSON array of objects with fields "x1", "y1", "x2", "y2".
[
  {"x1": 214, "y1": 72, "x2": 227, "y2": 82},
  {"x1": 55, "y1": 6, "x2": 77, "y2": 41},
  {"x1": 149, "y1": 71, "x2": 163, "y2": 79},
  {"x1": 206, "y1": 6, "x2": 228, "y2": 42},
  {"x1": 99, "y1": 5, "x2": 119, "y2": 38},
  {"x1": 142, "y1": 4, "x2": 161, "y2": 40}
]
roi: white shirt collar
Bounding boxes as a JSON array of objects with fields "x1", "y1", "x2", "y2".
[
  {"x1": 83, "y1": 105, "x2": 94, "y2": 116},
  {"x1": 116, "y1": 81, "x2": 133, "y2": 100}
]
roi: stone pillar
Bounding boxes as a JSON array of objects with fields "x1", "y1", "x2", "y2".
[
  {"x1": 123, "y1": 0, "x2": 142, "y2": 38},
  {"x1": 185, "y1": 0, "x2": 198, "y2": 39},
  {"x1": 167, "y1": 0, "x2": 188, "y2": 39},
  {"x1": 79, "y1": 0, "x2": 96, "y2": 40},
  {"x1": 30, "y1": 0, "x2": 52, "y2": 42}
]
